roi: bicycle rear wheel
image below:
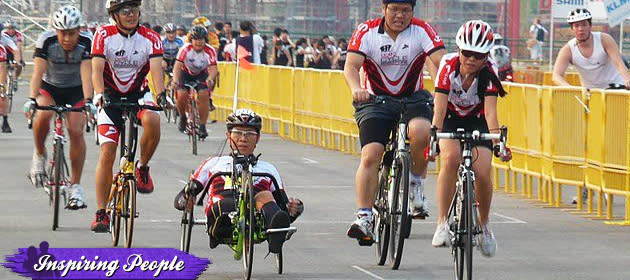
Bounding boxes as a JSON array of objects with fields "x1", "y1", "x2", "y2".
[
  {"x1": 242, "y1": 175, "x2": 255, "y2": 280},
  {"x1": 7, "y1": 77, "x2": 14, "y2": 113},
  {"x1": 389, "y1": 152, "x2": 410, "y2": 270},
  {"x1": 109, "y1": 185, "x2": 121, "y2": 247},
  {"x1": 464, "y1": 173, "x2": 474, "y2": 280},
  {"x1": 123, "y1": 179, "x2": 137, "y2": 248},
  {"x1": 180, "y1": 194, "x2": 195, "y2": 252},
  {"x1": 374, "y1": 164, "x2": 390, "y2": 266}
]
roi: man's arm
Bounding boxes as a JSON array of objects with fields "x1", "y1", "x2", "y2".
[
  {"x1": 344, "y1": 52, "x2": 369, "y2": 102},
  {"x1": 207, "y1": 65, "x2": 218, "y2": 88},
  {"x1": 80, "y1": 59, "x2": 93, "y2": 100},
  {"x1": 172, "y1": 61, "x2": 183, "y2": 88},
  {"x1": 92, "y1": 57, "x2": 106, "y2": 95},
  {"x1": 601, "y1": 33, "x2": 630, "y2": 87},
  {"x1": 29, "y1": 58, "x2": 46, "y2": 99},
  {"x1": 428, "y1": 48, "x2": 446, "y2": 79},
  {"x1": 150, "y1": 57, "x2": 165, "y2": 94},
  {"x1": 552, "y1": 44, "x2": 573, "y2": 86}
]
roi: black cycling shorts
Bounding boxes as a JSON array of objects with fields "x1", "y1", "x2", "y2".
[
  {"x1": 39, "y1": 81, "x2": 84, "y2": 107},
  {"x1": 207, "y1": 191, "x2": 236, "y2": 238},
  {"x1": 354, "y1": 89, "x2": 434, "y2": 147},
  {"x1": 442, "y1": 110, "x2": 493, "y2": 150},
  {"x1": 177, "y1": 71, "x2": 209, "y2": 91}
]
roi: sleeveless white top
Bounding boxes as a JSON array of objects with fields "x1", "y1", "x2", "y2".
[{"x1": 569, "y1": 32, "x2": 623, "y2": 89}]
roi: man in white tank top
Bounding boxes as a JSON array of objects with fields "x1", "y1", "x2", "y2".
[{"x1": 552, "y1": 8, "x2": 630, "y2": 89}]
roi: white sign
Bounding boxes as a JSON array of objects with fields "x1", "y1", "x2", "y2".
[
  {"x1": 604, "y1": 0, "x2": 630, "y2": 27},
  {"x1": 552, "y1": 0, "x2": 607, "y2": 20}
]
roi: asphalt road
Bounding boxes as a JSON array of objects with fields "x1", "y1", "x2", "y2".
[{"x1": 1, "y1": 83, "x2": 630, "y2": 280}]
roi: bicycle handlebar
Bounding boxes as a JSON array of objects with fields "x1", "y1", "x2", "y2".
[
  {"x1": 102, "y1": 95, "x2": 164, "y2": 111},
  {"x1": 193, "y1": 170, "x2": 281, "y2": 206},
  {"x1": 28, "y1": 103, "x2": 88, "y2": 129},
  {"x1": 429, "y1": 126, "x2": 508, "y2": 158}
]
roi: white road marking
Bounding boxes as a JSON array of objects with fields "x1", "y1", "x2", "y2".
[
  {"x1": 352, "y1": 265, "x2": 386, "y2": 280},
  {"x1": 302, "y1": 157, "x2": 319, "y2": 164},
  {"x1": 288, "y1": 185, "x2": 352, "y2": 189},
  {"x1": 177, "y1": 179, "x2": 188, "y2": 185},
  {"x1": 493, "y1": 212, "x2": 527, "y2": 224}
]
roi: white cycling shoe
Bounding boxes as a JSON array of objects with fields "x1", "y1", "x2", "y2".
[
  {"x1": 29, "y1": 152, "x2": 47, "y2": 186},
  {"x1": 478, "y1": 224, "x2": 497, "y2": 257},
  {"x1": 65, "y1": 184, "x2": 87, "y2": 210},
  {"x1": 432, "y1": 220, "x2": 451, "y2": 247}
]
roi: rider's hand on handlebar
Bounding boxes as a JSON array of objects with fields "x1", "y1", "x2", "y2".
[
  {"x1": 493, "y1": 145, "x2": 512, "y2": 162},
  {"x1": 352, "y1": 88, "x2": 370, "y2": 103},
  {"x1": 157, "y1": 91, "x2": 168, "y2": 108},
  {"x1": 287, "y1": 197, "x2": 304, "y2": 218},
  {"x1": 93, "y1": 93, "x2": 104, "y2": 107}
]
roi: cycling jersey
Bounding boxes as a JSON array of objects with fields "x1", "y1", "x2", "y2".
[
  {"x1": 435, "y1": 53, "x2": 499, "y2": 117},
  {"x1": 1, "y1": 30, "x2": 22, "y2": 44},
  {"x1": 348, "y1": 17, "x2": 444, "y2": 97},
  {"x1": 34, "y1": 30, "x2": 92, "y2": 88},
  {"x1": 489, "y1": 45, "x2": 511, "y2": 70},
  {"x1": 176, "y1": 43, "x2": 217, "y2": 76},
  {"x1": 0, "y1": 45, "x2": 6, "y2": 62},
  {"x1": 92, "y1": 24, "x2": 163, "y2": 94},
  {"x1": 162, "y1": 37, "x2": 184, "y2": 61},
  {"x1": 0, "y1": 33, "x2": 17, "y2": 54},
  {"x1": 191, "y1": 156, "x2": 284, "y2": 215}
]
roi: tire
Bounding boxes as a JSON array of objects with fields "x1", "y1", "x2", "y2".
[
  {"x1": 464, "y1": 172, "x2": 474, "y2": 280},
  {"x1": 123, "y1": 179, "x2": 137, "y2": 248},
  {"x1": 389, "y1": 152, "x2": 410, "y2": 270},
  {"x1": 180, "y1": 195, "x2": 194, "y2": 253},
  {"x1": 7, "y1": 77, "x2": 14, "y2": 113},
  {"x1": 242, "y1": 173, "x2": 255, "y2": 280},
  {"x1": 51, "y1": 140, "x2": 63, "y2": 231},
  {"x1": 109, "y1": 184, "x2": 121, "y2": 247},
  {"x1": 190, "y1": 96, "x2": 198, "y2": 156},
  {"x1": 374, "y1": 164, "x2": 390, "y2": 266},
  {"x1": 452, "y1": 187, "x2": 464, "y2": 280},
  {"x1": 276, "y1": 251, "x2": 283, "y2": 274}
]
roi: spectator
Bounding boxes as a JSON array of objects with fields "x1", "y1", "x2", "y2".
[
  {"x1": 224, "y1": 21, "x2": 264, "y2": 64},
  {"x1": 280, "y1": 29, "x2": 295, "y2": 65},
  {"x1": 333, "y1": 38, "x2": 348, "y2": 70},
  {"x1": 215, "y1": 22, "x2": 227, "y2": 61},
  {"x1": 274, "y1": 40, "x2": 292, "y2": 66},
  {"x1": 310, "y1": 39, "x2": 332, "y2": 69},
  {"x1": 260, "y1": 35, "x2": 269, "y2": 64},
  {"x1": 529, "y1": 18, "x2": 548, "y2": 61},
  {"x1": 224, "y1": 22, "x2": 233, "y2": 42},
  {"x1": 176, "y1": 25, "x2": 187, "y2": 39},
  {"x1": 294, "y1": 38, "x2": 310, "y2": 68}
]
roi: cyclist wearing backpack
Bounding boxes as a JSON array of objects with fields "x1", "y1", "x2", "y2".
[{"x1": 529, "y1": 18, "x2": 547, "y2": 61}]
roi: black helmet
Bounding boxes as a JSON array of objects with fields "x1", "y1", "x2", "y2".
[
  {"x1": 226, "y1": 109, "x2": 262, "y2": 132},
  {"x1": 106, "y1": 0, "x2": 141, "y2": 14},
  {"x1": 382, "y1": 0, "x2": 416, "y2": 6},
  {"x1": 190, "y1": 25, "x2": 208, "y2": 40}
]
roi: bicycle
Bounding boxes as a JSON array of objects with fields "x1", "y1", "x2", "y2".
[
  {"x1": 429, "y1": 126, "x2": 508, "y2": 280},
  {"x1": 85, "y1": 106, "x2": 98, "y2": 146},
  {"x1": 103, "y1": 93, "x2": 162, "y2": 248},
  {"x1": 183, "y1": 80, "x2": 204, "y2": 155},
  {"x1": 163, "y1": 70, "x2": 176, "y2": 124},
  {"x1": 27, "y1": 102, "x2": 87, "y2": 231},
  {"x1": 371, "y1": 95, "x2": 429, "y2": 270},
  {"x1": 6, "y1": 61, "x2": 17, "y2": 113},
  {"x1": 179, "y1": 152, "x2": 296, "y2": 280}
]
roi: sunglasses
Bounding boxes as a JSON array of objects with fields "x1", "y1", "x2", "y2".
[
  {"x1": 118, "y1": 6, "x2": 140, "y2": 16},
  {"x1": 230, "y1": 129, "x2": 259, "y2": 138},
  {"x1": 461, "y1": 50, "x2": 487, "y2": 60}
]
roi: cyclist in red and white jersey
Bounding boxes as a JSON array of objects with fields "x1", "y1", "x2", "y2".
[
  {"x1": 0, "y1": 25, "x2": 19, "y2": 133},
  {"x1": 172, "y1": 25, "x2": 218, "y2": 138},
  {"x1": 344, "y1": 0, "x2": 446, "y2": 245},
  {"x1": 2, "y1": 21, "x2": 24, "y2": 83},
  {"x1": 90, "y1": 0, "x2": 166, "y2": 232},
  {"x1": 430, "y1": 20, "x2": 512, "y2": 257}
]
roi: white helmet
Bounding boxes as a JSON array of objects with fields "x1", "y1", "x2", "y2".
[
  {"x1": 456, "y1": 20, "x2": 495, "y2": 54},
  {"x1": 567, "y1": 8, "x2": 592, "y2": 24},
  {"x1": 52, "y1": 5, "x2": 82, "y2": 30},
  {"x1": 164, "y1": 23, "x2": 175, "y2": 32}
]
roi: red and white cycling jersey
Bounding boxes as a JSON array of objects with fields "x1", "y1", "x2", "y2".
[
  {"x1": 0, "y1": 45, "x2": 6, "y2": 62},
  {"x1": 0, "y1": 33, "x2": 17, "y2": 53},
  {"x1": 348, "y1": 17, "x2": 444, "y2": 97},
  {"x1": 435, "y1": 53, "x2": 499, "y2": 117},
  {"x1": 191, "y1": 156, "x2": 283, "y2": 215},
  {"x1": 1, "y1": 30, "x2": 22, "y2": 44},
  {"x1": 176, "y1": 43, "x2": 217, "y2": 76},
  {"x1": 92, "y1": 24, "x2": 163, "y2": 94}
]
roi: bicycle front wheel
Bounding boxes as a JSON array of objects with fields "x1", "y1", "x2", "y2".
[
  {"x1": 51, "y1": 141, "x2": 63, "y2": 231},
  {"x1": 374, "y1": 164, "x2": 390, "y2": 266},
  {"x1": 464, "y1": 172, "x2": 474, "y2": 280},
  {"x1": 122, "y1": 179, "x2": 137, "y2": 248},
  {"x1": 109, "y1": 185, "x2": 121, "y2": 247},
  {"x1": 242, "y1": 174, "x2": 255, "y2": 280},
  {"x1": 389, "y1": 152, "x2": 410, "y2": 270},
  {"x1": 180, "y1": 194, "x2": 195, "y2": 252},
  {"x1": 7, "y1": 78, "x2": 14, "y2": 113},
  {"x1": 190, "y1": 97, "x2": 198, "y2": 155}
]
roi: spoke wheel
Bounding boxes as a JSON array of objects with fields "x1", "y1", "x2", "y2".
[
  {"x1": 389, "y1": 152, "x2": 410, "y2": 270},
  {"x1": 242, "y1": 174, "x2": 255, "y2": 280},
  {"x1": 275, "y1": 251, "x2": 283, "y2": 274},
  {"x1": 109, "y1": 185, "x2": 121, "y2": 247},
  {"x1": 189, "y1": 96, "x2": 198, "y2": 156},
  {"x1": 464, "y1": 173, "x2": 474, "y2": 280},
  {"x1": 51, "y1": 141, "x2": 63, "y2": 231},
  {"x1": 452, "y1": 188, "x2": 464, "y2": 280},
  {"x1": 374, "y1": 164, "x2": 390, "y2": 266},
  {"x1": 123, "y1": 179, "x2": 137, "y2": 248},
  {"x1": 180, "y1": 195, "x2": 195, "y2": 252}
]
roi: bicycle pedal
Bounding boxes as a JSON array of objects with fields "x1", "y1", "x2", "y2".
[
  {"x1": 135, "y1": 212, "x2": 139, "y2": 218},
  {"x1": 358, "y1": 237, "x2": 375, "y2": 247}
]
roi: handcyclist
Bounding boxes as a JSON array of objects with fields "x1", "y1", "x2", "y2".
[
  {"x1": 430, "y1": 20, "x2": 512, "y2": 258},
  {"x1": 26, "y1": 5, "x2": 95, "y2": 210},
  {"x1": 90, "y1": 0, "x2": 166, "y2": 232},
  {"x1": 173, "y1": 109, "x2": 304, "y2": 253},
  {"x1": 344, "y1": 0, "x2": 446, "y2": 245},
  {"x1": 171, "y1": 25, "x2": 218, "y2": 139}
]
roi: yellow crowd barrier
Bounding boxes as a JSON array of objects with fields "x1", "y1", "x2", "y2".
[{"x1": 207, "y1": 62, "x2": 630, "y2": 225}]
